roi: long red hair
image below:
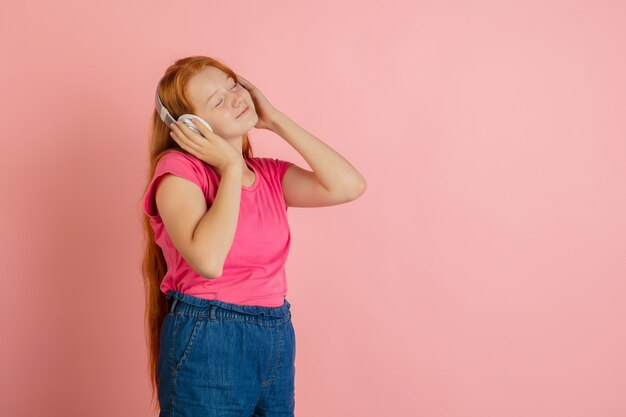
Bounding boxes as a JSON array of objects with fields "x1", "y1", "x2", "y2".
[{"x1": 138, "y1": 55, "x2": 254, "y2": 413}]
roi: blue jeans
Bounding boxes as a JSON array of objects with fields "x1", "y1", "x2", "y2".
[{"x1": 158, "y1": 290, "x2": 296, "y2": 417}]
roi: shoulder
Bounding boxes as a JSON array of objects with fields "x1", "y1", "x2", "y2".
[
  {"x1": 155, "y1": 149, "x2": 213, "y2": 178},
  {"x1": 248, "y1": 156, "x2": 293, "y2": 184},
  {"x1": 248, "y1": 156, "x2": 293, "y2": 173},
  {"x1": 153, "y1": 149, "x2": 213, "y2": 192}
]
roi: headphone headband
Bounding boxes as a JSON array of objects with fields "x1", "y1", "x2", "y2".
[{"x1": 155, "y1": 89, "x2": 176, "y2": 126}]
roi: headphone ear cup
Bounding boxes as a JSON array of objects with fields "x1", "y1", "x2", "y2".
[{"x1": 178, "y1": 114, "x2": 214, "y2": 135}]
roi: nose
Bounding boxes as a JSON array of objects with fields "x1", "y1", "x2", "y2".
[{"x1": 229, "y1": 91, "x2": 244, "y2": 108}]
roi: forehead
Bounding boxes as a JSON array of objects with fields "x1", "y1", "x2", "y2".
[{"x1": 187, "y1": 67, "x2": 230, "y2": 102}]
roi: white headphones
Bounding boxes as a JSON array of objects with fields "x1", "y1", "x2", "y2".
[{"x1": 155, "y1": 83, "x2": 214, "y2": 136}]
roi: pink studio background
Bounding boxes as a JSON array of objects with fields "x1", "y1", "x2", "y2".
[{"x1": 1, "y1": 1, "x2": 625, "y2": 416}]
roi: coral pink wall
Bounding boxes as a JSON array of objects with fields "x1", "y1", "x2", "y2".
[{"x1": 0, "y1": 1, "x2": 624, "y2": 416}]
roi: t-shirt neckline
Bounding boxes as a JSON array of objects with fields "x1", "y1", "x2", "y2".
[{"x1": 242, "y1": 156, "x2": 260, "y2": 192}]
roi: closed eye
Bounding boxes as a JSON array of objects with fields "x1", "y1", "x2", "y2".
[{"x1": 215, "y1": 82, "x2": 238, "y2": 107}]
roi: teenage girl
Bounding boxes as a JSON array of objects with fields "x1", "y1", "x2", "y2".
[{"x1": 140, "y1": 55, "x2": 366, "y2": 417}]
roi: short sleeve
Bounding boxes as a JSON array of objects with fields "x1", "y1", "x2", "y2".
[
  {"x1": 143, "y1": 150, "x2": 208, "y2": 218},
  {"x1": 274, "y1": 158, "x2": 295, "y2": 183}
]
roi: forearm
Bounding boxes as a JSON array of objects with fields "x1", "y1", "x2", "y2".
[
  {"x1": 269, "y1": 111, "x2": 366, "y2": 194},
  {"x1": 192, "y1": 164, "x2": 242, "y2": 278}
]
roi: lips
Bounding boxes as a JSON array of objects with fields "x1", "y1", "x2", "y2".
[{"x1": 236, "y1": 106, "x2": 249, "y2": 118}]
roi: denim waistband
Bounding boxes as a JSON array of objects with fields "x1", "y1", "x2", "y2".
[{"x1": 165, "y1": 290, "x2": 291, "y2": 318}]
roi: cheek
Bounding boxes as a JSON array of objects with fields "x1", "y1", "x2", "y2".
[
  {"x1": 214, "y1": 112, "x2": 236, "y2": 126},
  {"x1": 245, "y1": 96, "x2": 255, "y2": 111}
]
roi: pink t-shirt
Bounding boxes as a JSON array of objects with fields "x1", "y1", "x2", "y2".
[{"x1": 143, "y1": 149, "x2": 295, "y2": 307}]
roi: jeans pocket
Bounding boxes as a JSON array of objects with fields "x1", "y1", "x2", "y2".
[{"x1": 170, "y1": 314, "x2": 203, "y2": 374}]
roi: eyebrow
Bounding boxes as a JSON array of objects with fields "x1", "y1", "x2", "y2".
[{"x1": 206, "y1": 74, "x2": 232, "y2": 103}]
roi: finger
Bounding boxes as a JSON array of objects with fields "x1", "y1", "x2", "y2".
[
  {"x1": 174, "y1": 121, "x2": 203, "y2": 143},
  {"x1": 177, "y1": 119, "x2": 209, "y2": 142},
  {"x1": 169, "y1": 123, "x2": 188, "y2": 142},
  {"x1": 237, "y1": 74, "x2": 253, "y2": 89},
  {"x1": 170, "y1": 123, "x2": 203, "y2": 152},
  {"x1": 169, "y1": 130, "x2": 189, "y2": 151},
  {"x1": 170, "y1": 131, "x2": 203, "y2": 159},
  {"x1": 190, "y1": 118, "x2": 214, "y2": 139}
]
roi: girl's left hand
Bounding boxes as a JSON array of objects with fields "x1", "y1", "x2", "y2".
[{"x1": 236, "y1": 74, "x2": 282, "y2": 130}]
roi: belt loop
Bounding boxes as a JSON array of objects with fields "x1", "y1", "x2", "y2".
[
  {"x1": 170, "y1": 297, "x2": 179, "y2": 314},
  {"x1": 209, "y1": 305, "x2": 217, "y2": 321}
]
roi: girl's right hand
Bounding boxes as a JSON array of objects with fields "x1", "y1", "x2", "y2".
[{"x1": 169, "y1": 120, "x2": 243, "y2": 171}]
